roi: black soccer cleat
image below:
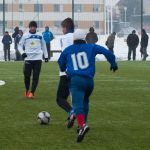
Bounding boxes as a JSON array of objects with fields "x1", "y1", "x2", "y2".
[
  {"x1": 77, "y1": 126, "x2": 80, "y2": 134},
  {"x1": 67, "y1": 114, "x2": 76, "y2": 128},
  {"x1": 77, "y1": 124, "x2": 90, "y2": 143}
]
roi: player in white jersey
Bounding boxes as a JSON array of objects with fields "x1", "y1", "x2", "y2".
[
  {"x1": 56, "y1": 18, "x2": 76, "y2": 128},
  {"x1": 18, "y1": 21, "x2": 48, "y2": 99}
]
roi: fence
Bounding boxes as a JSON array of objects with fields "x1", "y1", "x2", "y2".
[{"x1": 0, "y1": 0, "x2": 104, "y2": 35}]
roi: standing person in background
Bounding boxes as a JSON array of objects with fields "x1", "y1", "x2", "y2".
[
  {"x1": 127, "y1": 30, "x2": 139, "y2": 61},
  {"x1": 42, "y1": 26, "x2": 54, "y2": 60},
  {"x1": 106, "y1": 32, "x2": 116, "y2": 53},
  {"x1": 18, "y1": 21, "x2": 48, "y2": 99},
  {"x1": 140, "y1": 29, "x2": 149, "y2": 61},
  {"x1": 16, "y1": 30, "x2": 24, "y2": 61},
  {"x1": 2, "y1": 31, "x2": 12, "y2": 61},
  {"x1": 56, "y1": 18, "x2": 75, "y2": 128},
  {"x1": 86, "y1": 27, "x2": 98, "y2": 44},
  {"x1": 12, "y1": 26, "x2": 20, "y2": 61}
]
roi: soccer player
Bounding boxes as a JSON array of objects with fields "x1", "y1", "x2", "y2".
[
  {"x1": 18, "y1": 21, "x2": 48, "y2": 99},
  {"x1": 56, "y1": 18, "x2": 75, "y2": 128},
  {"x1": 58, "y1": 29, "x2": 118, "y2": 142}
]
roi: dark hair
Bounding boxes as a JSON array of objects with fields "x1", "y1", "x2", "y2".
[
  {"x1": 61, "y1": 18, "x2": 74, "y2": 33},
  {"x1": 113, "y1": 32, "x2": 116, "y2": 35},
  {"x1": 132, "y1": 30, "x2": 136, "y2": 34},
  {"x1": 14, "y1": 26, "x2": 19, "y2": 31},
  {"x1": 29, "y1": 21, "x2": 37, "y2": 28},
  {"x1": 142, "y1": 29, "x2": 146, "y2": 34},
  {"x1": 89, "y1": 27, "x2": 94, "y2": 32}
]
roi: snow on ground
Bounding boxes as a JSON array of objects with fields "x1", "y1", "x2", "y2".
[{"x1": 0, "y1": 35, "x2": 150, "y2": 61}]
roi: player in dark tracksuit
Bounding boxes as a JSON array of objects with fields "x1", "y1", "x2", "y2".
[
  {"x1": 58, "y1": 29, "x2": 118, "y2": 142},
  {"x1": 56, "y1": 18, "x2": 75, "y2": 128},
  {"x1": 18, "y1": 21, "x2": 48, "y2": 99}
]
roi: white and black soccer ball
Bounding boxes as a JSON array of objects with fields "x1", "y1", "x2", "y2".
[{"x1": 37, "y1": 111, "x2": 50, "y2": 125}]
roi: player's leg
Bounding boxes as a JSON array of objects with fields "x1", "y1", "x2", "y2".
[
  {"x1": 56, "y1": 75, "x2": 75, "y2": 128},
  {"x1": 56, "y1": 76, "x2": 72, "y2": 112},
  {"x1": 70, "y1": 76, "x2": 89, "y2": 142},
  {"x1": 30, "y1": 60, "x2": 42, "y2": 97},
  {"x1": 84, "y1": 79, "x2": 94, "y2": 123},
  {"x1": 23, "y1": 61, "x2": 32, "y2": 97}
]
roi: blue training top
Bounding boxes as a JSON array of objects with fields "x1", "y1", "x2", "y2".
[{"x1": 58, "y1": 43, "x2": 117, "y2": 78}]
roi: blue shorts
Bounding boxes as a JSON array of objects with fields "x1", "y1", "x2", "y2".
[{"x1": 70, "y1": 75, "x2": 94, "y2": 116}]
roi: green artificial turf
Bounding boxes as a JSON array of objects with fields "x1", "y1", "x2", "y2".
[{"x1": 0, "y1": 61, "x2": 150, "y2": 150}]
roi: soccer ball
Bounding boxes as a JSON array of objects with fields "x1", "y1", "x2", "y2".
[{"x1": 37, "y1": 111, "x2": 50, "y2": 125}]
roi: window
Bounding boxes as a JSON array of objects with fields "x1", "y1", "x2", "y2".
[
  {"x1": 0, "y1": 4, "x2": 3, "y2": 11},
  {"x1": 74, "y1": 4, "x2": 82, "y2": 12},
  {"x1": 74, "y1": 21, "x2": 79, "y2": 28},
  {"x1": 19, "y1": 4, "x2": 23, "y2": 12},
  {"x1": 94, "y1": 21, "x2": 99, "y2": 29},
  {"x1": 38, "y1": 21, "x2": 43, "y2": 28},
  {"x1": 19, "y1": 21, "x2": 23, "y2": 27},
  {"x1": 54, "y1": 4, "x2": 60, "y2": 12},
  {"x1": 54, "y1": 21, "x2": 61, "y2": 28},
  {"x1": 34, "y1": 4, "x2": 43, "y2": 12},
  {"x1": 93, "y1": 4, "x2": 100, "y2": 12},
  {"x1": 0, "y1": 4, "x2": 8, "y2": 12}
]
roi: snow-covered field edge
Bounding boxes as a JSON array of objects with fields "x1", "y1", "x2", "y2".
[{"x1": 0, "y1": 35, "x2": 149, "y2": 61}]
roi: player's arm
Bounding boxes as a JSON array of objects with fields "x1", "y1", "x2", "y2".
[
  {"x1": 94, "y1": 45, "x2": 118, "y2": 72},
  {"x1": 57, "y1": 50, "x2": 67, "y2": 72},
  {"x1": 41, "y1": 36, "x2": 48, "y2": 61},
  {"x1": 18, "y1": 35, "x2": 27, "y2": 59}
]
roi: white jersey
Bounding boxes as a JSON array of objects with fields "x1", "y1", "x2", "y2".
[
  {"x1": 18, "y1": 32, "x2": 48, "y2": 61},
  {"x1": 60, "y1": 33, "x2": 73, "y2": 51},
  {"x1": 59, "y1": 33, "x2": 73, "y2": 76}
]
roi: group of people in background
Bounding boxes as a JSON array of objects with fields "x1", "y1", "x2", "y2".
[
  {"x1": 105, "y1": 29, "x2": 149, "y2": 61},
  {"x1": 2, "y1": 26, "x2": 54, "y2": 61},
  {"x1": 127, "y1": 29, "x2": 149, "y2": 61},
  {"x1": 1, "y1": 24, "x2": 149, "y2": 61}
]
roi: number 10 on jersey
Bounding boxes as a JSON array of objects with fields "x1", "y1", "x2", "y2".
[{"x1": 71, "y1": 52, "x2": 89, "y2": 70}]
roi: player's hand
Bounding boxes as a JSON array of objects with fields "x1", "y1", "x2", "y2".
[
  {"x1": 22, "y1": 53, "x2": 27, "y2": 59},
  {"x1": 110, "y1": 65, "x2": 118, "y2": 72},
  {"x1": 45, "y1": 58, "x2": 49, "y2": 63}
]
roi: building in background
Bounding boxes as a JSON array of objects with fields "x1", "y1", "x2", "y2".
[
  {"x1": 0, "y1": 0, "x2": 105, "y2": 34},
  {"x1": 144, "y1": 0, "x2": 150, "y2": 15}
]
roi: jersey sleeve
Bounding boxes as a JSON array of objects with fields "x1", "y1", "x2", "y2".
[
  {"x1": 18, "y1": 35, "x2": 25, "y2": 55},
  {"x1": 58, "y1": 50, "x2": 67, "y2": 72},
  {"x1": 94, "y1": 44, "x2": 117, "y2": 67},
  {"x1": 41, "y1": 35, "x2": 48, "y2": 58}
]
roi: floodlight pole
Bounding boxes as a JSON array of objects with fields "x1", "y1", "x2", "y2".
[
  {"x1": 72, "y1": 0, "x2": 74, "y2": 22},
  {"x1": 3, "y1": 0, "x2": 5, "y2": 35},
  {"x1": 104, "y1": 0, "x2": 107, "y2": 35},
  {"x1": 37, "y1": 0, "x2": 40, "y2": 29},
  {"x1": 141, "y1": 0, "x2": 143, "y2": 32},
  {"x1": 124, "y1": 7, "x2": 127, "y2": 27},
  {"x1": 12, "y1": 0, "x2": 14, "y2": 33}
]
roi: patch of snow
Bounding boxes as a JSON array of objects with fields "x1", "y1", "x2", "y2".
[{"x1": 0, "y1": 34, "x2": 149, "y2": 61}]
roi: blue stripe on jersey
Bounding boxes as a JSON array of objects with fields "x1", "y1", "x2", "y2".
[{"x1": 25, "y1": 35, "x2": 42, "y2": 41}]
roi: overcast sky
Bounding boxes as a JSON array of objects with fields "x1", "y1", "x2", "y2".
[{"x1": 105, "y1": 0, "x2": 120, "y2": 6}]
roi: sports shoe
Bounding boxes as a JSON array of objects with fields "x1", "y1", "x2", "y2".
[
  {"x1": 67, "y1": 114, "x2": 76, "y2": 128},
  {"x1": 77, "y1": 126, "x2": 80, "y2": 134},
  {"x1": 77, "y1": 124, "x2": 90, "y2": 143},
  {"x1": 24, "y1": 91, "x2": 30, "y2": 98},
  {"x1": 27, "y1": 92, "x2": 34, "y2": 99}
]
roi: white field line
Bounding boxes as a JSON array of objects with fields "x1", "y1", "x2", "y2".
[{"x1": 4, "y1": 79, "x2": 150, "y2": 83}]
